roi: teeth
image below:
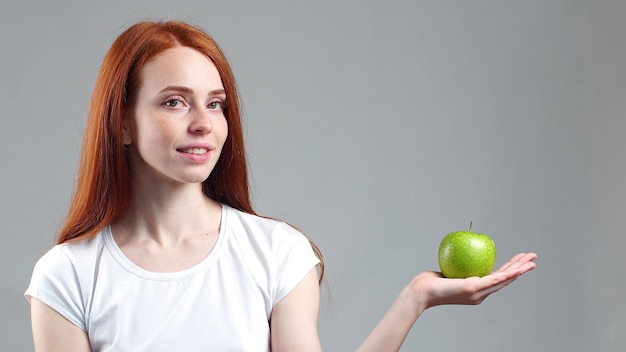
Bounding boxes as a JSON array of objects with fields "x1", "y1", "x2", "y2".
[{"x1": 182, "y1": 148, "x2": 208, "y2": 155}]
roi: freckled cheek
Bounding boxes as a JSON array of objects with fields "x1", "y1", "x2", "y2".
[{"x1": 137, "y1": 120, "x2": 178, "y2": 150}]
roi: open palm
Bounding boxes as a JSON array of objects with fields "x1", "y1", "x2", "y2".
[{"x1": 411, "y1": 252, "x2": 538, "y2": 309}]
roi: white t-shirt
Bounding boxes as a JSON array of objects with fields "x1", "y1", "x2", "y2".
[{"x1": 25, "y1": 204, "x2": 320, "y2": 352}]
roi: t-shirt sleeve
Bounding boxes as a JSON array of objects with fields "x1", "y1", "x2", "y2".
[
  {"x1": 24, "y1": 245, "x2": 87, "y2": 331},
  {"x1": 273, "y1": 223, "x2": 321, "y2": 305}
]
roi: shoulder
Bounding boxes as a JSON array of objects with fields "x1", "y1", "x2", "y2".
[
  {"x1": 25, "y1": 232, "x2": 107, "y2": 331},
  {"x1": 223, "y1": 205, "x2": 311, "y2": 250},
  {"x1": 37, "y1": 233, "x2": 106, "y2": 273},
  {"x1": 222, "y1": 206, "x2": 319, "y2": 303},
  {"x1": 32, "y1": 233, "x2": 105, "y2": 274}
]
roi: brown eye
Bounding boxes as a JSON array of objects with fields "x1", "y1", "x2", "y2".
[{"x1": 164, "y1": 99, "x2": 182, "y2": 108}]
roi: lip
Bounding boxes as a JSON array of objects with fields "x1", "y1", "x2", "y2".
[{"x1": 176, "y1": 143, "x2": 215, "y2": 163}]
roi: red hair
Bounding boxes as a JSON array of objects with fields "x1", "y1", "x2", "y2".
[{"x1": 57, "y1": 20, "x2": 323, "y2": 280}]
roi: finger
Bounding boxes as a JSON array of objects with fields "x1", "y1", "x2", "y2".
[
  {"x1": 505, "y1": 253, "x2": 538, "y2": 273},
  {"x1": 485, "y1": 260, "x2": 537, "y2": 290},
  {"x1": 496, "y1": 252, "x2": 538, "y2": 273},
  {"x1": 476, "y1": 267, "x2": 526, "y2": 294},
  {"x1": 487, "y1": 268, "x2": 522, "y2": 285},
  {"x1": 475, "y1": 276, "x2": 519, "y2": 298},
  {"x1": 517, "y1": 260, "x2": 537, "y2": 275},
  {"x1": 486, "y1": 261, "x2": 536, "y2": 290},
  {"x1": 496, "y1": 253, "x2": 527, "y2": 272},
  {"x1": 469, "y1": 257, "x2": 537, "y2": 302},
  {"x1": 523, "y1": 252, "x2": 538, "y2": 262}
]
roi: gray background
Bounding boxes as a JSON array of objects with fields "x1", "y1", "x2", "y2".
[{"x1": 2, "y1": 1, "x2": 625, "y2": 351}]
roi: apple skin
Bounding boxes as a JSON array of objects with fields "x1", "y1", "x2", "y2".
[{"x1": 438, "y1": 231, "x2": 496, "y2": 278}]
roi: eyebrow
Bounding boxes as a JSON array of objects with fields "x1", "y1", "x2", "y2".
[{"x1": 158, "y1": 85, "x2": 226, "y2": 96}]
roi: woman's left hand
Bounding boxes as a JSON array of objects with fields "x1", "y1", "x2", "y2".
[{"x1": 409, "y1": 252, "x2": 538, "y2": 310}]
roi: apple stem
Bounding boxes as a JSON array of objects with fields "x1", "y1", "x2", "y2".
[{"x1": 469, "y1": 221, "x2": 473, "y2": 232}]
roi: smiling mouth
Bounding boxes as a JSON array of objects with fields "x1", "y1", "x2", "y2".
[{"x1": 179, "y1": 148, "x2": 209, "y2": 155}]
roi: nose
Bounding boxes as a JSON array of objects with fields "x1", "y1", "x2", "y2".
[{"x1": 189, "y1": 108, "x2": 214, "y2": 134}]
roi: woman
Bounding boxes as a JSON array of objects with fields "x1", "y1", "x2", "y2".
[{"x1": 25, "y1": 20, "x2": 537, "y2": 351}]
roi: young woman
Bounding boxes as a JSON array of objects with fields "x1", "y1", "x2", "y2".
[{"x1": 25, "y1": 20, "x2": 537, "y2": 351}]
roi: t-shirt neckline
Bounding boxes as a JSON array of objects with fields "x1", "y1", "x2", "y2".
[{"x1": 103, "y1": 204, "x2": 228, "y2": 281}]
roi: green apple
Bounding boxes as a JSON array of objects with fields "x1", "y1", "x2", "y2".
[{"x1": 438, "y1": 227, "x2": 496, "y2": 278}]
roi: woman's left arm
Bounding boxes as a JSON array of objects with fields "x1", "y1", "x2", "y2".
[
  {"x1": 356, "y1": 252, "x2": 538, "y2": 352},
  {"x1": 270, "y1": 268, "x2": 323, "y2": 352}
]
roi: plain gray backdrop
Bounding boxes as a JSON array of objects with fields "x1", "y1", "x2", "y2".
[{"x1": 2, "y1": 1, "x2": 625, "y2": 351}]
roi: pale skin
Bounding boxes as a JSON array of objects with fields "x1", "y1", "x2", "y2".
[{"x1": 30, "y1": 46, "x2": 538, "y2": 351}]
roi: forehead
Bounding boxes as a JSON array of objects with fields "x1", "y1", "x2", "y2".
[{"x1": 139, "y1": 46, "x2": 223, "y2": 91}]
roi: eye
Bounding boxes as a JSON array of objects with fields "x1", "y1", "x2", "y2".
[
  {"x1": 207, "y1": 100, "x2": 226, "y2": 110},
  {"x1": 163, "y1": 97, "x2": 186, "y2": 109}
]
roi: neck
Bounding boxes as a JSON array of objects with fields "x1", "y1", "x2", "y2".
[{"x1": 113, "y1": 179, "x2": 221, "y2": 246}]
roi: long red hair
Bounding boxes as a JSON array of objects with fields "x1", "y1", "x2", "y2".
[{"x1": 57, "y1": 21, "x2": 323, "y2": 280}]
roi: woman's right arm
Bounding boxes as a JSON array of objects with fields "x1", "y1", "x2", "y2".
[{"x1": 30, "y1": 298, "x2": 91, "y2": 352}]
